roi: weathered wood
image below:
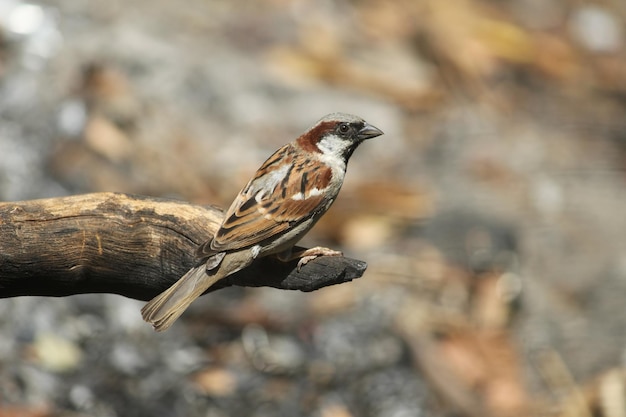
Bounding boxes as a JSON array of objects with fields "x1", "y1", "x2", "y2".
[{"x1": 0, "y1": 192, "x2": 366, "y2": 300}]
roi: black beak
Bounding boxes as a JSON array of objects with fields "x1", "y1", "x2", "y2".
[{"x1": 357, "y1": 123, "x2": 384, "y2": 140}]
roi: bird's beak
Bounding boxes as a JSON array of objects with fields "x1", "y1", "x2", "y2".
[{"x1": 357, "y1": 123, "x2": 384, "y2": 140}]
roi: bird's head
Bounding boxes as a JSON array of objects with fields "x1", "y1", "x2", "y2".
[{"x1": 297, "y1": 113, "x2": 383, "y2": 161}]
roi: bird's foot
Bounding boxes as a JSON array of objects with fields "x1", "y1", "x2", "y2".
[{"x1": 296, "y1": 246, "x2": 343, "y2": 271}]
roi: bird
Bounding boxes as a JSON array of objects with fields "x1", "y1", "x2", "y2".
[{"x1": 141, "y1": 113, "x2": 383, "y2": 331}]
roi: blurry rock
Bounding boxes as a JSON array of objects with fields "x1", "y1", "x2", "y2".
[
  {"x1": 103, "y1": 294, "x2": 146, "y2": 333},
  {"x1": 30, "y1": 333, "x2": 82, "y2": 373},
  {"x1": 80, "y1": 62, "x2": 142, "y2": 131},
  {"x1": 68, "y1": 384, "x2": 95, "y2": 410},
  {"x1": 351, "y1": 368, "x2": 430, "y2": 417},
  {"x1": 3, "y1": 3, "x2": 45, "y2": 36},
  {"x1": 530, "y1": 175, "x2": 564, "y2": 218},
  {"x1": 585, "y1": 368, "x2": 626, "y2": 417},
  {"x1": 109, "y1": 342, "x2": 147, "y2": 375},
  {"x1": 319, "y1": 403, "x2": 354, "y2": 417},
  {"x1": 164, "y1": 346, "x2": 208, "y2": 374},
  {"x1": 570, "y1": 6, "x2": 623, "y2": 53},
  {"x1": 242, "y1": 324, "x2": 306, "y2": 375},
  {"x1": 57, "y1": 99, "x2": 88, "y2": 137},
  {"x1": 83, "y1": 115, "x2": 133, "y2": 162},
  {"x1": 0, "y1": 2, "x2": 62, "y2": 64}
]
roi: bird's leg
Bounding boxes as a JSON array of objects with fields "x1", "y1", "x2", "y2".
[{"x1": 276, "y1": 246, "x2": 343, "y2": 271}]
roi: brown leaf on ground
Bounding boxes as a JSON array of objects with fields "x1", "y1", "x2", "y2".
[{"x1": 192, "y1": 367, "x2": 238, "y2": 397}]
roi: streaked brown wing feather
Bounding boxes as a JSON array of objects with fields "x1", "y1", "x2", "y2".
[{"x1": 206, "y1": 143, "x2": 333, "y2": 253}]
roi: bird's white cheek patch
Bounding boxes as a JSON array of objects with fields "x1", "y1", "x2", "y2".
[{"x1": 317, "y1": 135, "x2": 350, "y2": 156}]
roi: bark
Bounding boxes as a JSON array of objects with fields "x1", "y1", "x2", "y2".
[{"x1": 0, "y1": 192, "x2": 366, "y2": 300}]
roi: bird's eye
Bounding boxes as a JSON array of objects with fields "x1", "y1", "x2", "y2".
[{"x1": 338, "y1": 123, "x2": 350, "y2": 134}]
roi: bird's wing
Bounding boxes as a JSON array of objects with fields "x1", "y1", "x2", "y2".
[{"x1": 196, "y1": 144, "x2": 335, "y2": 257}]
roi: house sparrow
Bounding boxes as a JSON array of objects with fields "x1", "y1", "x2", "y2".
[{"x1": 141, "y1": 113, "x2": 383, "y2": 331}]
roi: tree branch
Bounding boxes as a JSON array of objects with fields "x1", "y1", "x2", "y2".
[{"x1": 0, "y1": 192, "x2": 366, "y2": 300}]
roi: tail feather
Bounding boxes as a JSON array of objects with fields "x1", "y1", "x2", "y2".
[
  {"x1": 141, "y1": 265, "x2": 223, "y2": 332},
  {"x1": 141, "y1": 249, "x2": 255, "y2": 332}
]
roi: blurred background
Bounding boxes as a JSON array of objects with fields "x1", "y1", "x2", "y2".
[{"x1": 1, "y1": 0, "x2": 626, "y2": 416}]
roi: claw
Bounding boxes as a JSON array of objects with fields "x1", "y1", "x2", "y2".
[
  {"x1": 295, "y1": 247, "x2": 343, "y2": 272},
  {"x1": 297, "y1": 255, "x2": 317, "y2": 271}
]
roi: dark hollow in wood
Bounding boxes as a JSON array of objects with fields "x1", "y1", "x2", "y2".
[{"x1": 0, "y1": 192, "x2": 367, "y2": 300}]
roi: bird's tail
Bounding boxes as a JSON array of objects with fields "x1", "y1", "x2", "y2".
[{"x1": 141, "y1": 265, "x2": 223, "y2": 332}]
